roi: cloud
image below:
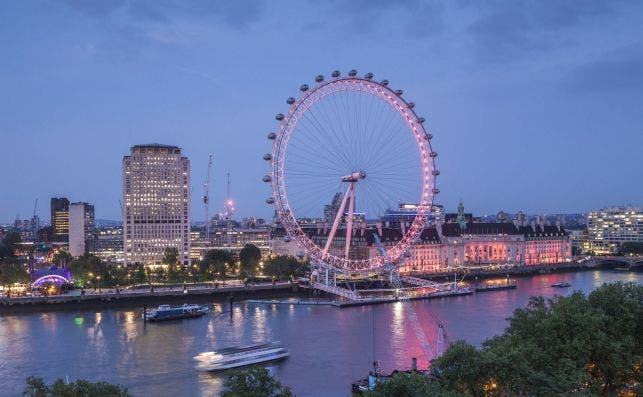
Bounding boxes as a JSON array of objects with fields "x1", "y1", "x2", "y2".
[
  {"x1": 59, "y1": 0, "x2": 266, "y2": 28},
  {"x1": 564, "y1": 44, "x2": 643, "y2": 93},
  {"x1": 60, "y1": 0, "x2": 126, "y2": 17},
  {"x1": 324, "y1": 0, "x2": 446, "y2": 38},
  {"x1": 56, "y1": 0, "x2": 267, "y2": 58},
  {"x1": 465, "y1": 1, "x2": 627, "y2": 63}
]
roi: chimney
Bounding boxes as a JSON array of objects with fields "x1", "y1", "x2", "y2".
[{"x1": 411, "y1": 357, "x2": 417, "y2": 371}]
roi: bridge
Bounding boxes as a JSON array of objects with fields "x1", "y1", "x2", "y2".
[{"x1": 583, "y1": 256, "x2": 643, "y2": 270}]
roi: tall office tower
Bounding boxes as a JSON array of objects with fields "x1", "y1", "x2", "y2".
[
  {"x1": 50, "y1": 197, "x2": 70, "y2": 242},
  {"x1": 123, "y1": 144, "x2": 191, "y2": 266},
  {"x1": 69, "y1": 202, "x2": 95, "y2": 257}
]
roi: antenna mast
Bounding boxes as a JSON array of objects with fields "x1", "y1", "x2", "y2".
[{"x1": 203, "y1": 154, "x2": 213, "y2": 240}]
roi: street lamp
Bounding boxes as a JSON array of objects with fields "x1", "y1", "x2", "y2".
[{"x1": 96, "y1": 276, "x2": 101, "y2": 293}]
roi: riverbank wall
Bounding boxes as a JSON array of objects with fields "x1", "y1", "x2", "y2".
[{"x1": 0, "y1": 282, "x2": 301, "y2": 314}]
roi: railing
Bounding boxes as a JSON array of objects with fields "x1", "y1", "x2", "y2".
[
  {"x1": 400, "y1": 275, "x2": 442, "y2": 288},
  {"x1": 312, "y1": 282, "x2": 360, "y2": 300}
]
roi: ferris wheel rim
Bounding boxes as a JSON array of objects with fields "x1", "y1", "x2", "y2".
[{"x1": 268, "y1": 74, "x2": 437, "y2": 273}]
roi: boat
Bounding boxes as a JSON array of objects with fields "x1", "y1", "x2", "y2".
[
  {"x1": 194, "y1": 342, "x2": 289, "y2": 372},
  {"x1": 550, "y1": 282, "x2": 571, "y2": 288},
  {"x1": 351, "y1": 360, "x2": 434, "y2": 394},
  {"x1": 143, "y1": 303, "x2": 209, "y2": 322}
]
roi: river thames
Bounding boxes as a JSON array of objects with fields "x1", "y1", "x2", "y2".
[{"x1": 1, "y1": 270, "x2": 640, "y2": 397}]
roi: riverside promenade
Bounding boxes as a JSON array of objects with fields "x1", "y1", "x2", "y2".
[
  {"x1": 0, "y1": 280, "x2": 300, "y2": 313},
  {"x1": 416, "y1": 261, "x2": 593, "y2": 280}
]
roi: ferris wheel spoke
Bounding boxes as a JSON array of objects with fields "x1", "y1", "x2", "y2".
[
  {"x1": 293, "y1": 120, "x2": 353, "y2": 171},
  {"x1": 299, "y1": 111, "x2": 355, "y2": 170},
  {"x1": 361, "y1": 109, "x2": 406, "y2": 168},
  {"x1": 286, "y1": 144, "x2": 348, "y2": 173},
  {"x1": 329, "y1": 91, "x2": 359, "y2": 163},
  {"x1": 312, "y1": 94, "x2": 356, "y2": 169},
  {"x1": 364, "y1": 112, "x2": 412, "y2": 165},
  {"x1": 268, "y1": 75, "x2": 435, "y2": 273}
]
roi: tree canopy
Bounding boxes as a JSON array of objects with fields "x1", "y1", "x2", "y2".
[
  {"x1": 23, "y1": 376, "x2": 130, "y2": 397},
  {"x1": 162, "y1": 247, "x2": 179, "y2": 267},
  {"x1": 0, "y1": 231, "x2": 21, "y2": 260},
  {"x1": 428, "y1": 281, "x2": 643, "y2": 397},
  {"x1": 52, "y1": 249, "x2": 72, "y2": 267},
  {"x1": 239, "y1": 244, "x2": 261, "y2": 277},
  {"x1": 619, "y1": 241, "x2": 643, "y2": 255},
  {"x1": 200, "y1": 249, "x2": 234, "y2": 277},
  {"x1": 263, "y1": 255, "x2": 308, "y2": 279},
  {"x1": 221, "y1": 367, "x2": 294, "y2": 397},
  {"x1": 0, "y1": 262, "x2": 31, "y2": 293},
  {"x1": 364, "y1": 372, "x2": 460, "y2": 397}
]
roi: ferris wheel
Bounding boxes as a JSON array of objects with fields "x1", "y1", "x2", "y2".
[{"x1": 263, "y1": 70, "x2": 439, "y2": 274}]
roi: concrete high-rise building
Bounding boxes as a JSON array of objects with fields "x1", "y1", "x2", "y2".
[
  {"x1": 69, "y1": 202, "x2": 95, "y2": 257},
  {"x1": 586, "y1": 206, "x2": 642, "y2": 254},
  {"x1": 123, "y1": 144, "x2": 191, "y2": 266},
  {"x1": 50, "y1": 197, "x2": 70, "y2": 242}
]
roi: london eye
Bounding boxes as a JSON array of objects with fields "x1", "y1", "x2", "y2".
[{"x1": 263, "y1": 70, "x2": 439, "y2": 274}]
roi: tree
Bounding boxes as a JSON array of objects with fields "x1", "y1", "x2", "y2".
[
  {"x1": 154, "y1": 267, "x2": 167, "y2": 285},
  {"x1": 69, "y1": 254, "x2": 105, "y2": 286},
  {"x1": 200, "y1": 249, "x2": 234, "y2": 279},
  {"x1": 0, "y1": 232, "x2": 21, "y2": 259},
  {"x1": 131, "y1": 263, "x2": 146, "y2": 284},
  {"x1": 264, "y1": 255, "x2": 307, "y2": 279},
  {"x1": 586, "y1": 281, "x2": 643, "y2": 395},
  {"x1": 221, "y1": 367, "x2": 294, "y2": 397},
  {"x1": 52, "y1": 249, "x2": 72, "y2": 267},
  {"x1": 23, "y1": 376, "x2": 131, "y2": 397},
  {"x1": 22, "y1": 376, "x2": 47, "y2": 397},
  {"x1": 619, "y1": 241, "x2": 643, "y2": 255},
  {"x1": 0, "y1": 262, "x2": 30, "y2": 297},
  {"x1": 431, "y1": 341, "x2": 486, "y2": 396},
  {"x1": 162, "y1": 247, "x2": 179, "y2": 267},
  {"x1": 429, "y1": 282, "x2": 642, "y2": 396},
  {"x1": 365, "y1": 372, "x2": 460, "y2": 397},
  {"x1": 239, "y1": 244, "x2": 261, "y2": 278}
]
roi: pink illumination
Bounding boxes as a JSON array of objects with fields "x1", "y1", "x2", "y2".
[{"x1": 269, "y1": 77, "x2": 437, "y2": 273}]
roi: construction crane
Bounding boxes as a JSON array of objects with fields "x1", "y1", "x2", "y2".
[
  {"x1": 372, "y1": 233, "x2": 435, "y2": 363},
  {"x1": 225, "y1": 173, "x2": 233, "y2": 247},
  {"x1": 32, "y1": 198, "x2": 39, "y2": 228},
  {"x1": 203, "y1": 154, "x2": 213, "y2": 240}
]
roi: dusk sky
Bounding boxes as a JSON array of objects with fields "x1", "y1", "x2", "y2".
[{"x1": 1, "y1": 0, "x2": 642, "y2": 224}]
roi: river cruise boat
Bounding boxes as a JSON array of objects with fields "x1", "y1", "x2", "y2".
[
  {"x1": 143, "y1": 304, "x2": 209, "y2": 322},
  {"x1": 551, "y1": 282, "x2": 571, "y2": 288},
  {"x1": 194, "y1": 342, "x2": 289, "y2": 372}
]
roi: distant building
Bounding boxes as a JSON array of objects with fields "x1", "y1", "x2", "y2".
[
  {"x1": 380, "y1": 203, "x2": 440, "y2": 227},
  {"x1": 323, "y1": 193, "x2": 343, "y2": 224},
  {"x1": 123, "y1": 144, "x2": 191, "y2": 266},
  {"x1": 69, "y1": 202, "x2": 95, "y2": 257},
  {"x1": 51, "y1": 197, "x2": 70, "y2": 242},
  {"x1": 270, "y1": 201, "x2": 572, "y2": 272},
  {"x1": 190, "y1": 225, "x2": 271, "y2": 260},
  {"x1": 37, "y1": 226, "x2": 54, "y2": 242},
  {"x1": 90, "y1": 227, "x2": 123, "y2": 262},
  {"x1": 519, "y1": 225, "x2": 571, "y2": 265},
  {"x1": 586, "y1": 206, "x2": 642, "y2": 254}
]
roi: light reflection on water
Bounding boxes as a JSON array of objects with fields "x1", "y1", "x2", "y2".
[{"x1": 0, "y1": 271, "x2": 639, "y2": 397}]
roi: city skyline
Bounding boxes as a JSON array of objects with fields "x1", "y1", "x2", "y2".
[{"x1": 2, "y1": 1, "x2": 643, "y2": 223}]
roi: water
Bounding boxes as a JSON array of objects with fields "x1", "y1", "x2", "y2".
[{"x1": 1, "y1": 270, "x2": 640, "y2": 397}]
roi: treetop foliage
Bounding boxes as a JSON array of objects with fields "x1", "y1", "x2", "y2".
[
  {"x1": 22, "y1": 376, "x2": 130, "y2": 397},
  {"x1": 221, "y1": 367, "x2": 294, "y2": 397}
]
